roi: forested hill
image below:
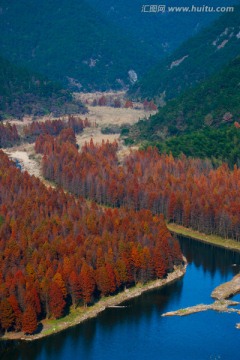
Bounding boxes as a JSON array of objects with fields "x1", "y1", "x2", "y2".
[
  {"x1": 128, "y1": 6, "x2": 240, "y2": 100},
  {"x1": 0, "y1": 0, "x2": 157, "y2": 91},
  {"x1": 0, "y1": 56, "x2": 85, "y2": 119},
  {"x1": 125, "y1": 56, "x2": 240, "y2": 143},
  {"x1": 87, "y1": 0, "x2": 239, "y2": 59},
  {"x1": 146, "y1": 125, "x2": 240, "y2": 168}
]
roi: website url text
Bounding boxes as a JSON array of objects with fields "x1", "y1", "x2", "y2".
[{"x1": 141, "y1": 5, "x2": 235, "y2": 13}]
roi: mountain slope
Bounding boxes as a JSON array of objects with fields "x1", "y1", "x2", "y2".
[
  {"x1": 0, "y1": 0, "x2": 157, "y2": 91},
  {"x1": 147, "y1": 125, "x2": 240, "y2": 167},
  {"x1": 125, "y1": 56, "x2": 240, "y2": 142},
  {"x1": 129, "y1": 6, "x2": 240, "y2": 100},
  {"x1": 0, "y1": 55, "x2": 85, "y2": 119},
  {"x1": 87, "y1": 0, "x2": 239, "y2": 59}
]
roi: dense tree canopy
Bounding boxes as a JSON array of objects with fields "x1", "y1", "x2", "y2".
[
  {"x1": 0, "y1": 116, "x2": 91, "y2": 148},
  {"x1": 23, "y1": 116, "x2": 90, "y2": 141},
  {"x1": 0, "y1": 55, "x2": 86, "y2": 119},
  {"x1": 0, "y1": 150, "x2": 182, "y2": 334},
  {"x1": 145, "y1": 125, "x2": 240, "y2": 168},
  {"x1": 0, "y1": 122, "x2": 20, "y2": 147},
  {"x1": 38, "y1": 134, "x2": 240, "y2": 240},
  {"x1": 0, "y1": 1, "x2": 157, "y2": 91},
  {"x1": 126, "y1": 56, "x2": 240, "y2": 143},
  {"x1": 129, "y1": 8, "x2": 240, "y2": 100}
]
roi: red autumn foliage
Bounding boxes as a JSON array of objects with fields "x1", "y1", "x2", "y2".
[
  {"x1": 0, "y1": 122, "x2": 20, "y2": 147},
  {"x1": 234, "y1": 121, "x2": 240, "y2": 129},
  {"x1": 0, "y1": 299, "x2": 15, "y2": 331},
  {"x1": 8, "y1": 295, "x2": 22, "y2": 331},
  {"x1": 0, "y1": 150, "x2": 181, "y2": 334},
  {"x1": 23, "y1": 115, "x2": 90, "y2": 140},
  {"x1": 22, "y1": 306, "x2": 38, "y2": 334},
  {"x1": 98, "y1": 96, "x2": 107, "y2": 106},
  {"x1": 49, "y1": 282, "x2": 66, "y2": 319},
  {"x1": 80, "y1": 263, "x2": 96, "y2": 305},
  {"x1": 124, "y1": 100, "x2": 133, "y2": 108},
  {"x1": 143, "y1": 100, "x2": 157, "y2": 111},
  {"x1": 40, "y1": 137, "x2": 240, "y2": 240}
]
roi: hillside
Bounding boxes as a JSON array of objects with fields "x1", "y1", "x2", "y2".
[
  {"x1": 0, "y1": 0, "x2": 157, "y2": 91},
  {"x1": 0, "y1": 56, "x2": 85, "y2": 119},
  {"x1": 129, "y1": 6, "x2": 240, "y2": 100},
  {"x1": 146, "y1": 125, "x2": 240, "y2": 168},
  {"x1": 87, "y1": 0, "x2": 239, "y2": 59},
  {"x1": 125, "y1": 56, "x2": 240, "y2": 144}
]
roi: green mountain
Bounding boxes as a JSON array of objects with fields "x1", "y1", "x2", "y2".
[
  {"x1": 124, "y1": 56, "x2": 240, "y2": 143},
  {"x1": 0, "y1": 55, "x2": 85, "y2": 119},
  {"x1": 87, "y1": 0, "x2": 239, "y2": 59},
  {"x1": 129, "y1": 6, "x2": 240, "y2": 100},
  {"x1": 0, "y1": 0, "x2": 157, "y2": 91},
  {"x1": 146, "y1": 125, "x2": 240, "y2": 167}
]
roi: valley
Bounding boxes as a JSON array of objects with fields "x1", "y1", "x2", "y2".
[
  {"x1": 3, "y1": 91, "x2": 155, "y2": 178},
  {"x1": 0, "y1": 2, "x2": 240, "y2": 359}
]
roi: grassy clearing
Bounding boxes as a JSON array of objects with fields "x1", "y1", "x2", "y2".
[{"x1": 167, "y1": 223, "x2": 240, "y2": 252}]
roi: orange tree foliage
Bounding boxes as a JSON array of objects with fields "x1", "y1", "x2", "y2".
[
  {"x1": 0, "y1": 122, "x2": 20, "y2": 147},
  {"x1": 49, "y1": 282, "x2": 66, "y2": 319},
  {"x1": 39, "y1": 137, "x2": 240, "y2": 240},
  {"x1": 0, "y1": 299, "x2": 15, "y2": 331},
  {"x1": 0, "y1": 150, "x2": 182, "y2": 334},
  {"x1": 23, "y1": 115, "x2": 90, "y2": 141},
  {"x1": 22, "y1": 306, "x2": 38, "y2": 334}
]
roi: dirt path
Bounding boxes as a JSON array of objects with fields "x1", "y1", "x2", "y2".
[
  {"x1": 3, "y1": 143, "x2": 41, "y2": 178},
  {"x1": 3, "y1": 143, "x2": 55, "y2": 188}
]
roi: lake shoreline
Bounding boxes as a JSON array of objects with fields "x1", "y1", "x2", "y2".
[
  {"x1": 162, "y1": 273, "x2": 240, "y2": 329},
  {"x1": 168, "y1": 223, "x2": 240, "y2": 253},
  {"x1": 0, "y1": 262, "x2": 187, "y2": 342}
]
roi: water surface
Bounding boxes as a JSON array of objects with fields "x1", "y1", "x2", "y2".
[{"x1": 1, "y1": 236, "x2": 240, "y2": 360}]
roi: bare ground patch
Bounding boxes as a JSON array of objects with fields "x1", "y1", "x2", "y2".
[
  {"x1": 3, "y1": 91, "x2": 155, "y2": 179},
  {"x1": 4, "y1": 143, "x2": 41, "y2": 177},
  {"x1": 80, "y1": 105, "x2": 152, "y2": 127}
]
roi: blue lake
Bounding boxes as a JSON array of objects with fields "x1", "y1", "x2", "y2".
[{"x1": 1, "y1": 236, "x2": 240, "y2": 360}]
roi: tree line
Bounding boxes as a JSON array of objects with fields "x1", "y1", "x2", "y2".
[
  {"x1": 0, "y1": 116, "x2": 91, "y2": 148},
  {"x1": 37, "y1": 133, "x2": 240, "y2": 240},
  {"x1": 0, "y1": 123, "x2": 20, "y2": 148},
  {"x1": 145, "y1": 125, "x2": 240, "y2": 168},
  {"x1": 23, "y1": 115, "x2": 91, "y2": 141}
]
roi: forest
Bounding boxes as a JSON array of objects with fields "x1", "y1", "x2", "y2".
[
  {"x1": 0, "y1": 116, "x2": 91, "y2": 148},
  {"x1": 37, "y1": 132, "x2": 240, "y2": 240},
  {"x1": 0, "y1": 150, "x2": 182, "y2": 335},
  {"x1": 23, "y1": 116, "x2": 91, "y2": 141},
  {"x1": 0, "y1": 56, "x2": 85, "y2": 119},
  {"x1": 0, "y1": 0, "x2": 156, "y2": 91},
  {"x1": 144, "y1": 124, "x2": 240, "y2": 168},
  {"x1": 126, "y1": 56, "x2": 240, "y2": 143},
  {"x1": 0, "y1": 123, "x2": 20, "y2": 148},
  {"x1": 0, "y1": 1, "x2": 236, "y2": 93},
  {"x1": 0, "y1": 0, "x2": 239, "y2": 354},
  {"x1": 129, "y1": 6, "x2": 240, "y2": 100}
]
